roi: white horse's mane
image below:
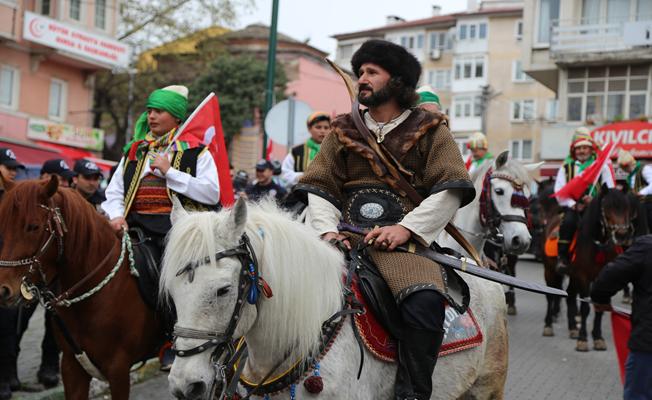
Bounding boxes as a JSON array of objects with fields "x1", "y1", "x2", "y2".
[
  {"x1": 161, "y1": 200, "x2": 345, "y2": 358},
  {"x1": 470, "y1": 155, "x2": 532, "y2": 189}
]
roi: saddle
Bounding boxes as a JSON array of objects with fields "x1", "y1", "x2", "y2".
[
  {"x1": 349, "y1": 246, "x2": 483, "y2": 362},
  {"x1": 129, "y1": 227, "x2": 163, "y2": 310}
]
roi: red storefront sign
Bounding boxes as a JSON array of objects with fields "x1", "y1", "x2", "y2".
[{"x1": 591, "y1": 121, "x2": 652, "y2": 158}]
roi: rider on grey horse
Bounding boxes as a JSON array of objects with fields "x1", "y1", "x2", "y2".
[{"x1": 295, "y1": 39, "x2": 475, "y2": 400}]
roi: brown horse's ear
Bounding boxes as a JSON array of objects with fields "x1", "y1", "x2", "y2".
[
  {"x1": 0, "y1": 171, "x2": 14, "y2": 191},
  {"x1": 43, "y1": 175, "x2": 59, "y2": 198}
]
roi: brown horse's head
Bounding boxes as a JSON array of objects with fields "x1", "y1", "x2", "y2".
[
  {"x1": 0, "y1": 176, "x2": 109, "y2": 306},
  {"x1": 0, "y1": 176, "x2": 62, "y2": 305},
  {"x1": 597, "y1": 186, "x2": 634, "y2": 247}
]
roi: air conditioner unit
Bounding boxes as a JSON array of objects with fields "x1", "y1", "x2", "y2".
[{"x1": 429, "y1": 49, "x2": 441, "y2": 60}]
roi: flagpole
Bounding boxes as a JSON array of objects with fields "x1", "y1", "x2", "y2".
[
  {"x1": 164, "y1": 92, "x2": 216, "y2": 153},
  {"x1": 588, "y1": 142, "x2": 614, "y2": 191}
]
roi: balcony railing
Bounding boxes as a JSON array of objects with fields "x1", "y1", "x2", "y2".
[{"x1": 550, "y1": 17, "x2": 652, "y2": 56}]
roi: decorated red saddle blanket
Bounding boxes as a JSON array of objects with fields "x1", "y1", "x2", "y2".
[{"x1": 351, "y1": 276, "x2": 483, "y2": 362}]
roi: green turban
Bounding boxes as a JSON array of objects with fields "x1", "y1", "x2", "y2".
[
  {"x1": 123, "y1": 87, "x2": 189, "y2": 154},
  {"x1": 417, "y1": 90, "x2": 441, "y2": 106}
]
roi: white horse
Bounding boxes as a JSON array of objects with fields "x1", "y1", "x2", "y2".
[
  {"x1": 161, "y1": 199, "x2": 509, "y2": 400},
  {"x1": 438, "y1": 150, "x2": 534, "y2": 257}
]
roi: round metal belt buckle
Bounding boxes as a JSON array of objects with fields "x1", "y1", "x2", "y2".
[{"x1": 20, "y1": 282, "x2": 35, "y2": 301}]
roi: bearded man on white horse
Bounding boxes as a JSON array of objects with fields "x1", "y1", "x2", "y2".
[{"x1": 295, "y1": 39, "x2": 476, "y2": 400}]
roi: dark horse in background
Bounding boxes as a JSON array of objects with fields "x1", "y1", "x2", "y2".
[
  {"x1": 0, "y1": 177, "x2": 163, "y2": 399},
  {"x1": 543, "y1": 185, "x2": 646, "y2": 350}
]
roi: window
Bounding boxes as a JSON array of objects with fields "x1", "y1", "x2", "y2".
[
  {"x1": 416, "y1": 34, "x2": 424, "y2": 49},
  {"x1": 639, "y1": 0, "x2": 652, "y2": 20},
  {"x1": 565, "y1": 65, "x2": 650, "y2": 123},
  {"x1": 510, "y1": 140, "x2": 533, "y2": 160},
  {"x1": 95, "y1": 0, "x2": 106, "y2": 29},
  {"x1": 512, "y1": 61, "x2": 533, "y2": 82},
  {"x1": 546, "y1": 99, "x2": 559, "y2": 121},
  {"x1": 453, "y1": 96, "x2": 482, "y2": 118},
  {"x1": 429, "y1": 32, "x2": 448, "y2": 50},
  {"x1": 511, "y1": 100, "x2": 536, "y2": 121},
  {"x1": 537, "y1": 0, "x2": 560, "y2": 44},
  {"x1": 515, "y1": 20, "x2": 523, "y2": 40},
  {"x1": 38, "y1": 0, "x2": 51, "y2": 15},
  {"x1": 400, "y1": 37, "x2": 408, "y2": 47},
  {"x1": 479, "y1": 23, "x2": 487, "y2": 39},
  {"x1": 338, "y1": 44, "x2": 353, "y2": 60},
  {"x1": 49, "y1": 79, "x2": 67, "y2": 121},
  {"x1": 428, "y1": 69, "x2": 451, "y2": 90},
  {"x1": 0, "y1": 66, "x2": 18, "y2": 110},
  {"x1": 454, "y1": 56, "x2": 485, "y2": 80},
  {"x1": 69, "y1": 0, "x2": 81, "y2": 20},
  {"x1": 458, "y1": 23, "x2": 487, "y2": 41}
]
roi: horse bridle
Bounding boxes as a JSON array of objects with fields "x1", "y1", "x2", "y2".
[
  {"x1": 0, "y1": 200, "x2": 67, "y2": 298},
  {"x1": 599, "y1": 206, "x2": 634, "y2": 247},
  {"x1": 479, "y1": 168, "x2": 530, "y2": 243},
  {"x1": 172, "y1": 232, "x2": 270, "y2": 399}
]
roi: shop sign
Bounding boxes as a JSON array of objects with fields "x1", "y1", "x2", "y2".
[
  {"x1": 27, "y1": 118, "x2": 104, "y2": 151},
  {"x1": 23, "y1": 11, "x2": 130, "y2": 69},
  {"x1": 591, "y1": 121, "x2": 652, "y2": 158}
]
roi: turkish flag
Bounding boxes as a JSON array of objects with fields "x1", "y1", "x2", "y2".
[
  {"x1": 552, "y1": 142, "x2": 616, "y2": 201},
  {"x1": 175, "y1": 93, "x2": 234, "y2": 207},
  {"x1": 611, "y1": 310, "x2": 631, "y2": 384}
]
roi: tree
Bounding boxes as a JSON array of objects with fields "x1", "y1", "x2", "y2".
[
  {"x1": 188, "y1": 54, "x2": 287, "y2": 144},
  {"x1": 95, "y1": 0, "x2": 253, "y2": 160}
]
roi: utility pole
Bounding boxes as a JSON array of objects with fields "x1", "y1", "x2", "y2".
[
  {"x1": 479, "y1": 84, "x2": 492, "y2": 135},
  {"x1": 262, "y1": 0, "x2": 280, "y2": 158}
]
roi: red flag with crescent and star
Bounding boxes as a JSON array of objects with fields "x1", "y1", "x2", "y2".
[{"x1": 172, "y1": 93, "x2": 234, "y2": 207}]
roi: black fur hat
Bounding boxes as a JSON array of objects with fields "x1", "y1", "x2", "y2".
[{"x1": 351, "y1": 39, "x2": 421, "y2": 89}]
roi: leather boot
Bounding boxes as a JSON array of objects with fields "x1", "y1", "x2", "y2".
[
  {"x1": 0, "y1": 380, "x2": 10, "y2": 400},
  {"x1": 394, "y1": 328, "x2": 445, "y2": 400},
  {"x1": 556, "y1": 241, "x2": 571, "y2": 275},
  {"x1": 37, "y1": 364, "x2": 59, "y2": 388}
]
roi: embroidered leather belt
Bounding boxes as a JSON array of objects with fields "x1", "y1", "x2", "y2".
[{"x1": 343, "y1": 187, "x2": 408, "y2": 229}]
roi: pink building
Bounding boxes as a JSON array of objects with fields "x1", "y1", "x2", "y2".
[{"x1": 0, "y1": 0, "x2": 126, "y2": 174}]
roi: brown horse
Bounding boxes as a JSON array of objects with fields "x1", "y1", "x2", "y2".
[
  {"x1": 0, "y1": 176, "x2": 162, "y2": 399},
  {"x1": 544, "y1": 186, "x2": 643, "y2": 350}
]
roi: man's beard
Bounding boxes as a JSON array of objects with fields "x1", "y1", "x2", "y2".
[{"x1": 357, "y1": 83, "x2": 393, "y2": 107}]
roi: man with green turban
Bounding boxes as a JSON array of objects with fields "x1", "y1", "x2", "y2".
[
  {"x1": 102, "y1": 84, "x2": 220, "y2": 369},
  {"x1": 416, "y1": 85, "x2": 442, "y2": 114}
]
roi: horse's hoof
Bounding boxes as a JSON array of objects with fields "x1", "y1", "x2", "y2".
[
  {"x1": 576, "y1": 340, "x2": 589, "y2": 352},
  {"x1": 543, "y1": 326, "x2": 554, "y2": 337},
  {"x1": 594, "y1": 338, "x2": 607, "y2": 351},
  {"x1": 622, "y1": 296, "x2": 632, "y2": 305},
  {"x1": 507, "y1": 305, "x2": 517, "y2": 315},
  {"x1": 569, "y1": 329, "x2": 580, "y2": 339}
]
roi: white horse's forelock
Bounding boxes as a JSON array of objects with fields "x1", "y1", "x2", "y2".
[{"x1": 160, "y1": 200, "x2": 345, "y2": 359}]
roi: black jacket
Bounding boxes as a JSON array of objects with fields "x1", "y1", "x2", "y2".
[{"x1": 591, "y1": 235, "x2": 652, "y2": 352}]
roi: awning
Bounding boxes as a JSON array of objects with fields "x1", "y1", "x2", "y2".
[
  {"x1": 540, "y1": 162, "x2": 561, "y2": 178},
  {"x1": 35, "y1": 141, "x2": 115, "y2": 173},
  {"x1": 0, "y1": 138, "x2": 68, "y2": 166}
]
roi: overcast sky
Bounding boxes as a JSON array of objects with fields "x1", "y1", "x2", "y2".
[{"x1": 232, "y1": 1, "x2": 468, "y2": 56}]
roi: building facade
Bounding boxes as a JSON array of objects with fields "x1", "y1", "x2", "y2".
[
  {"x1": 0, "y1": 0, "x2": 126, "y2": 172},
  {"x1": 333, "y1": 2, "x2": 556, "y2": 162},
  {"x1": 522, "y1": 0, "x2": 652, "y2": 161}
]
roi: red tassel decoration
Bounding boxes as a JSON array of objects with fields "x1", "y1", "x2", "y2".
[{"x1": 303, "y1": 375, "x2": 323, "y2": 393}]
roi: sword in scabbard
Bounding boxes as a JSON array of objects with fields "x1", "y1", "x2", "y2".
[{"x1": 338, "y1": 223, "x2": 567, "y2": 297}]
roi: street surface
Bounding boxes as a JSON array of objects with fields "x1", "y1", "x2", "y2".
[{"x1": 14, "y1": 258, "x2": 624, "y2": 399}]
